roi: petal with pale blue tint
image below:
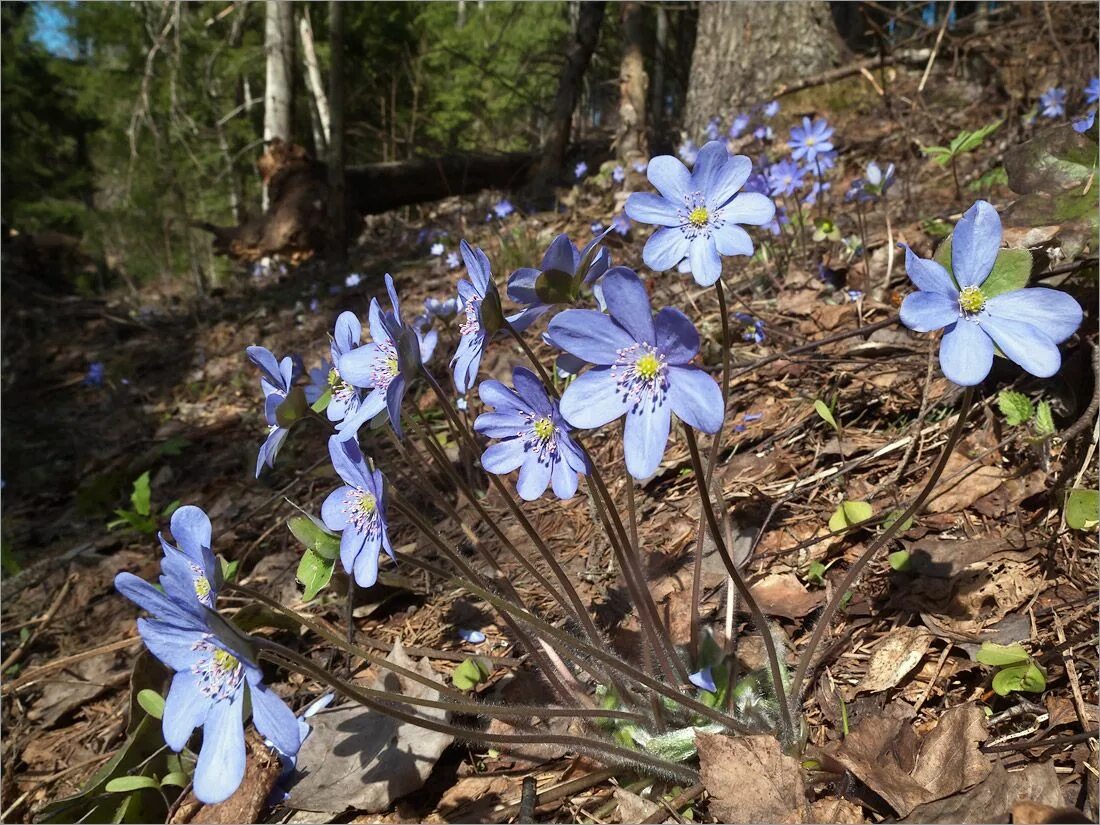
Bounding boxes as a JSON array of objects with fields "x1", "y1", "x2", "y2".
[
  {"x1": 667, "y1": 366, "x2": 723, "y2": 433},
  {"x1": 689, "y1": 140, "x2": 731, "y2": 194},
  {"x1": 559, "y1": 368, "x2": 630, "y2": 429},
  {"x1": 560, "y1": 436, "x2": 589, "y2": 476},
  {"x1": 321, "y1": 485, "x2": 353, "y2": 532},
  {"x1": 506, "y1": 268, "x2": 540, "y2": 305},
  {"x1": 136, "y1": 618, "x2": 204, "y2": 671},
  {"x1": 249, "y1": 681, "x2": 302, "y2": 757},
  {"x1": 474, "y1": 411, "x2": 527, "y2": 439},
  {"x1": 985, "y1": 288, "x2": 1082, "y2": 344},
  {"x1": 643, "y1": 227, "x2": 691, "y2": 272},
  {"x1": 689, "y1": 667, "x2": 716, "y2": 693},
  {"x1": 385, "y1": 374, "x2": 407, "y2": 438},
  {"x1": 246, "y1": 346, "x2": 286, "y2": 392},
  {"x1": 979, "y1": 315, "x2": 1062, "y2": 378},
  {"x1": 170, "y1": 506, "x2": 211, "y2": 564},
  {"x1": 688, "y1": 237, "x2": 722, "y2": 286},
  {"x1": 719, "y1": 190, "x2": 773, "y2": 226},
  {"x1": 512, "y1": 367, "x2": 554, "y2": 415},
  {"x1": 939, "y1": 320, "x2": 994, "y2": 386},
  {"x1": 647, "y1": 155, "x2": 692, "y2": 201},
  {"x1": 478, "y1": 379, "x2": 527, "y2": 414},
  {"x1": 547, "y1": 310, "x2": 636, "y2": 365},
  {"x1": 624, "y1": 192, "x2": 681, "y2": 226},
  {"x1": 901, "y1": 245, "x2": 957, "y2": 296},
  {"x1": 328, "y1": 435, "x2": 370, "y2": 488},
  {"x1": 117, "y1": 573, "x2": 201, "y2": 628},
  {"x1": 353, "y1": 532, "x2": 382, "y2": 587},
  {"x1": 900, "y1": 291, "x2": 959, "y2": 332},
  {"x1": 482, "y1": 439, "x2": 527, "y2": 474},
  {"x1": 516, "y1": 455, "x2": 553, "y2": 500},
  {"x1": 337, "y1": 343, "x2": 383, "y2": 389},
  {"x1": 541, "y1": 234, "x2": 577, "y2": 274},
  {"x1": 460, "y1": 241, "x2": 491, "y2": 294},
  {"x1": 334, "y1": 311, "x2": 362, "y2": 356},
  {"x1": 705, "y1": 155, "x2": 753, "y2": 210},
  {"x1": 367, "y1": 299, "x2": 387, "y2": 344},
  {"x1": 339, "y1": 527, "x2": 368, "y2": 578},
  {"x1": 951, "y1": 200, "x2": 1001, "y2": 288},
  {"x1": 163, "y1": 670, "x2": 210, "y2": 751},
  {"x1": 193, "y1": 691, "x2": 246, "y2": 804},
  {"x1": 550, "y1": 457, "x2": 580, "y2": 500},
  {"x1": 602, "y1": 268, "x2": 655, "y2": 344},
  {"x1": 654, "y1": 307, "x2": 700, "y2": 364},
  {"x1": 712, "y1": 223, "x2": 754, "y2": 258},
  {"x1": 624, "y1": 401, "x2": 672, "y2": 479}
]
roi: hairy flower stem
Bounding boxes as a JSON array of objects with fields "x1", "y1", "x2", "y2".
[
  {"x1": 786, "y1": 387, "x2": 975, "y2": 716},
  {"x1": 683, "y1": 427, "x2": 795, "y2": 745},
  {"x1": 255, "y1": 641, "x2": 699, "y2": 783},
  {"x1": 689, "y1": 280, "x2": 733, "y2": 659},
  {"x1": 880, "y1": 193, "x2": 895, "y2": 293}
]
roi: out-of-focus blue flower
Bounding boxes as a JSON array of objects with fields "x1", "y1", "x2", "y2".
[
  {"x1": 765, "y1": 207, "x2": 789, "y2": 236},
  {"x1": 847, "y1": 289, "x2": 864, "y2": 302},
  {"x1": 1039, "y1": 87, "x2": 1067, "y2": 118},
  {"x1": 575, "y1": 161, "x2": 589, "y2": 179},
  {"x1": 425, "y1": 296, "x2": 461, "y2": 320},
  {"x1": 921, "y1": 3, "x2": 936, "y2": 26},
  {"x1": 493, "y1": 199, "x2": 514, "y2": 219},
  {"x1": 612, "y1": 164, "x2": 626, "y2": 183},
  {"x1": 452, "y1": 241, "x2": 520, "y2": 394},
  {"x1": 412, "y1": 314, "x2": 438, "y2": 363},
  {"x1": 591, "y1": 221, "x2": 605, "y2": 234},
  {"x1": 507, "y1": 233, "x2": 611, "y2": 328},
  {"x1": 689, "y1": 667, "x2": 716, "y2": 693},
  {"x1": 1085, "y1": 77, "x2": 1100, "y2": 105},
  {"x1": 677, "y1": 139, "x2": 699, "y2": 165},
  {"x1": 611, "y1": 212, "x2": 632, "y2": 236},
  {"x1": 864, "y1": 161, "x2": 896, "y2": 196},
  {"x1": 704, "y1": 117, "x2": 721, "y2": 141},
  {"x1": 729, "y1": 113, "x2": 751, "y2": 138},
  {"x1": 345, "y1": 273, "x2": 362, "y2": 288},
  {"x1": 734, "y1": 312, "x2": 766, "y2": 344},
  {"x1": 743, "y1": 169, "x2": 769, "y2": 195},
  {"x1": 446, "y1": 251, "x2": 461, "y2": 270},
  {"x1": 246, "y1": 346, "x2": 299, "y2": 477},
  {"x1": 753, "y1": 125, "x2": 773, "y2": 141},
  {"x1": 458, "y1": 628, "x2": 486, "y2": 644},
  {"x1": 84, "y1": 361, "x2": 105, "y2": 387},
  {"x1": 811, "y1": 150, "x2": 838, "y2": 175},
  {"x1": 305, "y1": 357, "x2": 333, "y2": 405},
  {"x1": 114, "y1": 528, "x2": 300, "y2": 803},
  {"x1": 804, "y1": 180, "x2": 830, "y2": 206},
  {"x1": 1073, "y1": 110, "x2": 1096, "y2": 133},
  {"x1": 474, "y1": 366, "x2": 588, "y2": 500},
  {"x1": 763, "y1": 100, "x2": 780, "y2": 118},
  {"x1": 322, "y1": 312, "x2": 371, "y2": 440},
  {"x1": 789, "y1": 117, "x2": 834, "y2": 163},
  {"x1": 308, "y1": 298, "x2": 320, "y2": 313},
  {"x1": 430, "y1": 242, "x2": 445, "y2": 257},
  {"x1": 766, "y1": 158, "x2": 805, "y2": 197},
  {"x1": 321, "y1": 435, "x2": 394, "y2": 587},
  {"x1": 624, "y1": 140, "x2": 776, "y2": 286},
  {"x1": 632, "y1": 159, "x2": 649, "y2": 174},
  {"x1": 548, "y1": 268, "x2": 723, "y2": 479},
  {"x1": 899, "y1": 200, "x2": 1083, "y2": 386}
]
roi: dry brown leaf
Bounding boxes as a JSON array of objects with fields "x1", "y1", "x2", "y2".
[
  {"x1": 697, "y1": 732, "x2": 807, "y2": 824},
  {"x1": 901, "y1": 762, "x2": 1064, "y2": 823},
  {"x1": 910, "y1": 704, "x2": 990, "y2": 800},
  {"x1": 750, "y1": 573, "x2": 824, "y2": 620},
  {"x1": 855, "y1": 627, "x2": 934, "y2": 695},
  {"x1": 1010, "y1": 801, "x2": 1092, "y2": 824},
  {"x1": 927, "y1": 453, "x2": 1005, "y2": 514},
  {"x1": 614, "y1": 788, "x2": 662, "y2": 823},
  {"x1": 807, "y1": 797, "x2": 867, "y2": 823},
  {"x1": 434, "y1": 774, "x2": 514, "y2": 822},
  {"x1": 172, "y1": 734, "x2": 282, "y2": 824}
]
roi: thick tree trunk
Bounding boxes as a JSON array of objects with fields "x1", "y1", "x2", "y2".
[
  {"x1": 299, "y1": 9, "x2": 330, "y2": 154},
  {"x1": 615, "y1": 2, "x2": 649, "y2": 161},
  {"x1": 683, "y1": 1, "x2": 843, "y2": 138},
  {"x1": 531, "y1": 1, "x2": 606, "y2": 194},
  {"x1": 326, "y1": 0, "x2": 347, "y2": 270},
  {"x1": 263, "y1": 0, "x2": 295, "y2": 209}
]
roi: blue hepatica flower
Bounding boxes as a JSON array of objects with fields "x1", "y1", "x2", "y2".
[
  {"x1": 613, "y1": 164, "x2": 626, "y2": 183},
  {"x1": 322, "y1": 312, "x2": 373, "y2": 440},
  {"x1": 611, "y1": 213, "x2": 632, "y2": 236},
  {"x1": 625, "y1": 140, "x2": 776, "y2": 287},
  {"x1": 115, "y1": 531, "x2": 300, "y2": 803},
  {"x1": 1039, "y1": 87, "x2": 1067, "y2": 118},
  {"x1": 246, "y1": 346, "x2": 299, "y2": 477},
  {"x1": 729, "y1": 113, "x2": 751, "y2": 138},
  {"x1": 345, "y1": 272, "x2": 362, "y2": 288},
  {"x1": 84, "y1": 361, "x2": 105, "y2": 387},
  {"x1": 575, "y1": 161, "x2": 588, "y2": 179},
  {"x1": 1086, "y1": 77, "x2": 1099, "y2": 105},
  {"x1": 678, "y1": 139, "x2": 699, "y2": 165},
  {"x1": 412, "y1": 314, "x2": 438, "y2": 363},
  {"x1": 812, "y1": 149, "x2": 838, "y2": 175},
  {"x1": 446, "y1": 251, "x2": 461, "y2": 270},
  {"x1": 507, "y1": 233, "x2": 611, "y2": 329},
  {"x1": 766, "y1": 158, "x2": 805, "y2": 197},
  {"x1": 763, "y1": 100, "x2": 780, "y2": 119},
  {"x1": 493, "y1": 199, "x2": 514, "y2": 219},
  {"x1": 321, "y1": 435, "x2": 394, "y2": 587},
  {"x1": 425, "y1": 296, "x2": 460, "y2": 320},
  {"x1": 337, "y1": 275, "x2": 421, "y2": 439},
  {"x1": 157, "y1": 506, "x2": 220, "y2": 614},
  {"x1": 548, "y1": 268, "x2": 723, "y2": 479},
  {"x1": 632, "y1": 159, "x2": 649, "y2": 174},
  {"x1": 430, "y1": 242, "x2": 445, "y2": 257},
  {"x1": 899, "y1": 200, "x2": 1083, "y2": 386},
  {"x1": 753, "y1": 125, "x2": 773, "y2": 141},
  {"x1": 704, "y1": 118, "x2": 721, "y2": 141},
  {"x1": 789, "y1": 116, "x2": 834, "y2": 163},
  {"x1": 474, "y1": 366, "x2": 588, "y2": 500},
  {"x1": 458, "y1": 628, "x2": 486, "y2": 644},
  {"x1": 689, "y1": 666, "x2": 717, "y2": 693},
  {"x1": 1073, "y1": 110, "x2": 1096, "y2": 133}
]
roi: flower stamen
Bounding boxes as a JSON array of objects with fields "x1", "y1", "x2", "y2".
[{"x1": 958, "y1": 285, "x2": 987, "y2": 316}]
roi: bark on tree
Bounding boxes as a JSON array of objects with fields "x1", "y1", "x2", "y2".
[
  {"x1": 299, "y1": 9, "x2": 330, "y2": 154},
  {"x1": 326, "y1": 0, "x2": 347, "y2": 270},
  {"x1": 531, "y1": 1, "x2": 607, "y2": 194},
  {"x1": 263, "y1": 0, "x2": 295, "y2": 209},
  {"x1": 615, "y1": 2, "x2": 649, "y2": 161},
  {"x1": 683, "y1": 1, "x2": 843, "y2": 138}
]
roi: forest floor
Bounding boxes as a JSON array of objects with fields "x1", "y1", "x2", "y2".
[{"x1": 1, "y1": 56, "x2": 1098, "y2": 825}]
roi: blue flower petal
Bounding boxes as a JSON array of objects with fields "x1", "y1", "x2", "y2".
[
  {"x1": 654, "y1": 307, "x2": 700, "y2": 364},
  {"x1": 559, "y1": 368, "x2": 630, "y2": 429},
  {"x1": 353, "y1": 532, "x2": 383, "y2": 587},
  {"x1": 136, "y1": 618, "x2": 204, "y2": 671},
  {"x1": 506, "y1": 268, "x2": 541, "y2": 305},
  {"x1": 712, "y1": 223, "x2": 754, "y2": 258},
  {"x1": 193, "y1": 691, "x2": 246, "y2": 804},
  {"x1": 541, "y1": 234, "x2": 577, "y2": 274},
  {"x1": 689, "y1": 667, "x2": 717, "y2": 693},
  {"x1": 512, "y1": 367, "x2": 554, "y2": 416},
  {"x1": 901, "y1": 245, "x2": 957, "y2": 296},
  {"x1": 249, "y1": 681, "x2": 301, "y2": 757},
  {"x1": 951, "y1": 200, "x2": 1001, "y2": 288},
  {"x1": 547, "y1": 309, "x2": 636, "y2": 365},
  {"x1": 321, "y1": 486, "x2": 353, "y2": 532},
  {"x1": 667, "y1": 366, "x2": 723, "y2": 433},
  {"x1": 246, "y1": 347, "x2": 286, "y2": 392},
  {"x1": 624, "y1": 193, "x2": 681, "y2": 226},
  {"x1": 643, "y1": 227, "x2": 692, "y2": 272},
  {"x1": 689, "y1": 140, "x2": 731, "y2": 194},
  {"x1": 385, "y1": 374, "x2": 407, "y2": 439},
  {"x1": 481, "y1": 439, "x2": 527, "y2": 474},
  {"x1": 720, "y1": 191, "x2": 775, "y2": 226},
  {"x1": 939, "y1": 320, "x2": 994, "y2": 386},
  {"x1": 334, "y1": 311, "x2": 362, "y2": 357},
  {"x1": 163, "y1": 670, "x2": 210, "y2": 751},
  {"x1": 688, "y1": 237, "x2": 722, "y2": 286},
  {"x1": 328, "y1": 435, "x2": 370, "y2": 489},
  {"x1": 985, "y1": 288, "x2": 1082, "y2": 344},
  {"x1": 704, "y1": 155, "x2": 752, "y2": 210},
  {"x1": 550, "y1": 456, "x2": 580, "y2": 500},
  {"x1": 116, "y1": 573, "x2": 201, "y2": 628},
  {"x1": 980, "y1": 315, "x2": 1062, "y2": 378},
  {"x1": 602, "y1": 268, "x2": 655, "y2": 344},
  {"x1": 516, "y1": 455, "x2": 553, "y2": 501},
  {"x1": 478, "y1": 379, "x2": 527, "y2": 414},
  {"x1": 647, "y1": 155, "x2": 692, "y2": 201},
  {"x1": 474, "y1": 411, "x2": 528, "y2": 439},
  {"x1": 170, "y1": 506, "x2": 212, "y2": 565},
  {"x1": 623, "y1": 401, "x2": 672, "y2": 479},
  {"x1": 900, "y1": 291, "x2": 958, "y2": 332},
  {"x1": 340, "y1": 527, "x2": 368, "y2": 580}
]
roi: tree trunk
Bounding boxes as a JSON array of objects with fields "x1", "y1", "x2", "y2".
[
  {"x1": 683, "y1": 2, "x2": 843, "y2": 138},
  {"x1": 531, "y1": 0, "x2": 606, "y2": 195},
  {"x1": 650, "y1": 4, "x2": 668, "y2": 141},
  {"x1": 326, "y1": 0, "x2": 347, "y2": 270},
  {"x1": 615, "y1": 2, "x2": 648, "y2": 161},
  {"x1": 299, "y1": 8, "x2": 330, "y2": 154},
  {"x1": 263, "y1": 0, "x2": 295, "y2": 209}
]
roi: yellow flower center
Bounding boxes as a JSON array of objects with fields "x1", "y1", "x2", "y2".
[
  {"x1": 688, "y1": 206, "x2": 709, "y2": 227},
  {"x1": 958, "y1": 286, "x2": 986, "y2": 315},
  {"x1": 635, "y1": 352, "x2": 661, "y2": 379},
  {"x1": 533, "y1": 417, "x2": 555, "y2": 441},
  {"x1": 194, "y1": 576, "x2": 211, "y2": 601},
  {"x1": 805, "y1": 136, "x2": 816, "y2": 146},
  {"x1": 327, "y1": 368, "x2": 340, "y2": 388},
  {"x1": 213, "y1": 648, "x2": 239, "y2": 671},
  {"x1": 387, "y1": 356, "x2": 399, "y2": 375}
]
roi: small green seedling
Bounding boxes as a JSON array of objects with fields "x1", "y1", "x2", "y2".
[
  {"x1": 922, "y1": 119, "x2": 1003, "y2": 199},
  {"x1": 1065, "y1": 488, "x2": 1099, "y2": 531},
  {"x1": 997, "y1": 390, "x2": 1057, "y2": 441},
  {"x1": 288, "y1": 513, "x2": 341, "y2": 601},
  {"x1": 452, "y1": 657, "x2": 493, "y2": 691},
  {"x1": 804, "y1": 559, "x2": 835, "y2": 587},
  {"x1": 828, "y1": 500, "x2": 872, "y2": 533},
  {"x1": 107, "y1": 471, "x2": 180, "y2": 535},
  {"x1": 975, "y1": 642, "x2": 1047, "y2": 696}
]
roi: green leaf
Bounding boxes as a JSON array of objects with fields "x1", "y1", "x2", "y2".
[
  {"x1": 991, "y1": 661, "x2": 1047, "y2": 696},
  {"x1": 975, "y1": 642, "x2": 1031, "y2": 667},
  {"x1": 274, "y1": 387, "x2": 310, "y2": 428},
  {"x1": 130, "y1": 472, "x2": 151, "y2": 517},
  {"x1": 159, "y1": 772, "x2": 189, "y2": 788},
  {"x1": 881, "y1": 509, "x2": 915, "y2": 533},
  {"x1": 534, "y1": 268, "x2": 576, "y2": 305},
  {"x1": 297, "y1": 549, "x2": 335, "y2": 601},
  {"x1": 288, "y1": 515, "x2": 341, "y2": 560},
  {"x1": 813, "y1": 400, "x2": 838, "y2": 430},
  {"x1": 105, "y1": 776, "x2": 158, "y2": 793},
  {"x1": 1065, "y1": 488, "x2": 1100, "y2": 531},
  {"x1": 1034, "y1": 401, "x2": 1055, "y2": 437},
  {"x1": 157, "y1": 436, "x2": 191, "y2": 457},
  {"x1": 136, "y1": 689, "x2": 164, "y2": 720},
  {"x1": 887, "y1": 550, "x2": 912, "y2": 571},
  {"x1": 997, "y1": 390, "x2": 1035, "y2": 426},
  {"x1": 935, "y1": 238, "x2": 1031, "y2": 298},
  {"x1": 805, "y1": 560, "x2": 827, "y2": 586},
  {"x1": 479, "y1": 286, "x2": 505, "y2": 337},
  {"x1": 310, "y1": 387, "x2": 332, "y2": 414},
  {"x1": 451, "y1": 657, "x2": 492, "y2": 690},
  {"x1": 219, "y1": 557, "x2": 239, "y2": 583}
]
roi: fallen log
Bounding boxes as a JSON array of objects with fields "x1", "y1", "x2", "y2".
[{"x1": 198, "y1": 140, "x2": 537, "y2": 263}]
